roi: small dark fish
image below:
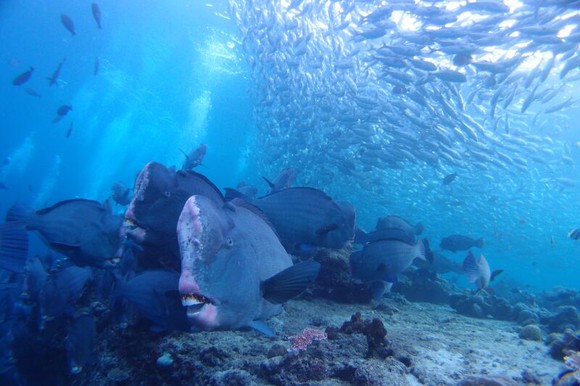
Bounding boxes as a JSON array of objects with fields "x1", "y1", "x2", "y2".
[
  {"x1": 66, "y1": 122, "x2": 73, "y2": 138},
  {"x1": 442, "y1": 172, "x2": 458, "y2": 185},
  {"x1": 91, "y1": 3, "x2": 102, "y2": 29},
  {"x1": 12, "y1": 67, "x2": 34, "y2": 86},
  {"x1": 60, "y1": 14, "x2": 76, "y2": 36},
  {"x1": 180, "y1": 144, "x2": 207, "y2": 170},
  {"x1": 24, "y1": 88, "x2": 41, "y2": 98},
  {"x1": 94, "y1": 57, "x2": 99, "y2": 76},
  {"x1": 263, "y1": 167, "x2": 297, "y2": 193},
  {"x1": 440, "y1": 234, "x2": 484, "y2": 252},
  {"x1": 453, "y1": 53, "x2": 472, "y2": 67},
  {"x1": 47, "y1": 58, "x2": 66, "y2": 87},
  {"x1": 66, "y1": 313, "x2": 96, "y2": 374},
  {"x1": 568, "y1": 228, "x2": 580, "y2": 240},
  {"x1": 52, "y1": 105, "x2": 72, "y2": 123}
]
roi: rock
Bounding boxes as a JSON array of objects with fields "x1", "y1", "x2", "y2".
[
  {"x1": 156, "y1": 352, "x2": 174, "y2": 368},
  {"x1": 457, "y1": 375, "x2": 520, "y2": 386},
  {"x1": 353, "y1": 358, "x2": 409, "y2": 385},
  {"x1": 516, "y1": 307, "x2": 539, "y2": 326},
  {"x1": 549, "y1": 306, "x2": 580, "y2": 333},
  {"x1": 519, "y1": 325, "x2": 542, "y2": 341},
  {"x1": 267, "y1": 344, "x2": 287, "y2": 358}
]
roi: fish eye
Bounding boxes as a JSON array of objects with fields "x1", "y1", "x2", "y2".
[
  {"x1": 226, "y1": 238, "x2": 234, "y2": 247},
  {"x1": 164, "y1": 191, "x2": 171, "y2": 198}
]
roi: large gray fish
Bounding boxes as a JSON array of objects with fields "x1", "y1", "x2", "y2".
[
  {"x1": 114, "y1": 270, "x2": 190, "y2": 332},
  {"x1": 230, "y1": 187, "x2": 355, "y2": 255},
  {"x1": 440, "y1": 234, "x2": 484, "y2": 252},
  {"x1": 26, "y1": 199, "x2": 122, "y2": 268},
  {"x1": 118, "y1": 161, "x2": 223, "y2": 270},
  {"x1": 178, "y1": 195, "x2": 320, "y2": 335},
  {"x1": 462, "y1": 251, "x2": 502, "y2": 290},
  {"x1": 350, "y1": 238, "x2": 430, "y2": 299}
]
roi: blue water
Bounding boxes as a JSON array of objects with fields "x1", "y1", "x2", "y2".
[{"x1": 1, "y1": 0, "x2": 579, "y2": 294}]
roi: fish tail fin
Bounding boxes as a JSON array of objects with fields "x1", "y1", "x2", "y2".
[
  {"x1": 490, "y1": 269, "x2": 504, "y2": 283},
  {"x1": 462, "y1": 251, "x2": 480, "y2": 283},
  {"x1": 415, "y1": 238, "x2": 427, "y2": 261},
  {"x1": 261, "y1": 260, "x2": 320, "y2": 304},
  {"x1": 476, "y1": 238, "x2": 484, "y2": 248},
  {"x1": 5, "y1": 202, "x2": 33, "y2": 223},
  {"x1": 0, "y1": 222, "x2": 29, "y2": 273}
]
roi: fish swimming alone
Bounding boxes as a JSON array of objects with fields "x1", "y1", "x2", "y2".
[
  {"x1": 180, "y1": 144, "x2": 207, "y2": 170},
  {"x1": 568, "y1": 228, "x2": 580, "y2": 240},
  {"x1": 350, "y1": 238, "x2": 432, "y2": 300},
  {"x1": 442, "y1": 172, "x2": 458, "y2": 185},
  {"x1": 60, "y1": 14, "x2": 76, "y2": 36},
  {"x1": 462, "y1": 251, "x2": 503, "y2": 291},
  {"x1": 177, "y1": 195, "x2": 320, "y2": 334},
  {"x1": 91, "y1": 3, "x2": 102, "y2": 29},
  {"x1": 52, "y1": 105, "x2": 72, "y2": 123},
  {"x1": 440, "y1": 234, "x2": 484, "y2": 252},
  {"x1": 47, "y1": 58, "x2": 66, "y2": 87},
  {"x1": 12, "y1": 67, "x2": 34, "y2": 86}
]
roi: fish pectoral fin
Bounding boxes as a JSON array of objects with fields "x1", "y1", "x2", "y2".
[
  {"x1": 249, "y1": 321, "x2": 275, "y2": 337},
  {"x1": 261, "y1": 260, "x2": 321, "y2": 304},
  {"x1": 490, "y1": 269, "x2": 504, "y2": 282},
  {"x1": 315, "y1": 223, "x2": 339, "y2": 236}
]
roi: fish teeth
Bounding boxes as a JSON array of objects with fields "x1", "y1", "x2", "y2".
[{"x1": 181, "y1": 296, "x2": 202, "y2": 306}]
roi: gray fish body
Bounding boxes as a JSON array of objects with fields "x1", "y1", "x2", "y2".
[
  {"x1": 181, "y1": 144, "x2": 207, "y2": 170},
  {"x1": 462, "y1": 252, "x2": 491, "y2": 290},
  {"x1": 440, "y1": 234, "x2": 484, "y2": 252},
  {"x1": 178, "y1": 195, "x2": 293, "y2": 331},
  {"x1": 115, "y1": 270, "x2": 190, "y2": 331},
  {"x1": 350, "y1": 239, "x2": 426, "y2": 284},
  {"x1": 375, "y1": 215, "x2": 422, "y2": 235},
  {"x1": 27, "y1": 199, "x2": 121, "y2": 267},
  {"x1": 251, "y1": 187, "x2": 355, "y2": 253},
  {"x1": 39, "y1": 266, "x2": 92, "y2": 320}
]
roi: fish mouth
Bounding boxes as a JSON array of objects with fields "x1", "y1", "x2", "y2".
[{"x1": 181, "y1": 293, "x2": 213, "y2": 307}]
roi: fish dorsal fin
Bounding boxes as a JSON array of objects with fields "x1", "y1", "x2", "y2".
[
  {"x1": 5, "y1": 202, "x2": 33, "y2": 223},
  {"x1": 36, "y1": 199, "x2": 104, "y2": 215},
  {"x1": 224, "y1": 188, "x2": 247, "y2": 201},
  {"x1": 230, "y1": 198, "x2": 279, "y2": 237},
  {"x1": 262, "y1": 260, "x2": 320, "y2": 304},
  {"x1": 262, "y1": 176, "x2": 275, "y2": 189}
]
